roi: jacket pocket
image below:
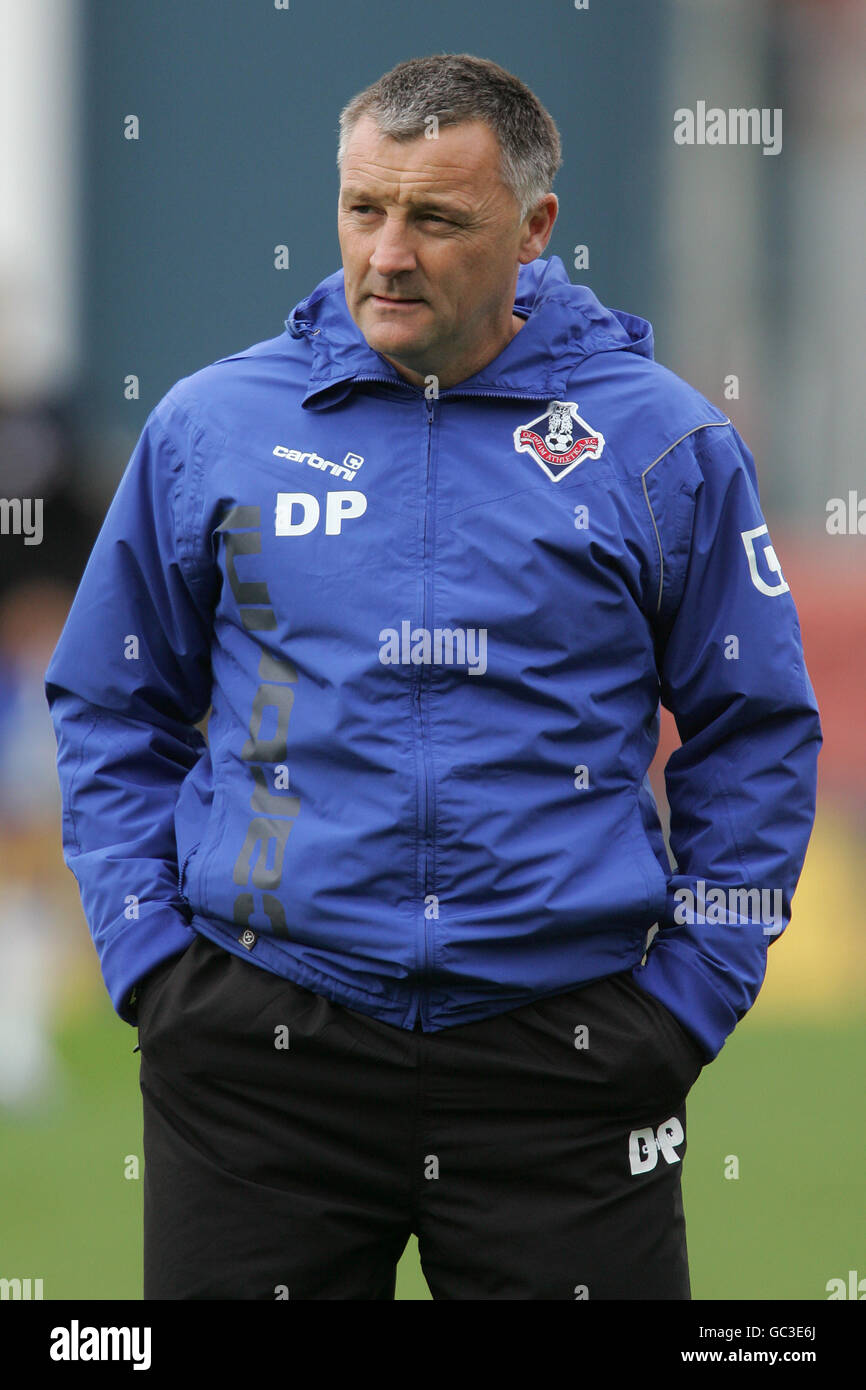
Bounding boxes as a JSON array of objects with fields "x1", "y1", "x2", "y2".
[
  {"x1": 135, "y1": 946, "x2": 191, "y2": 1046},
  {"x1": 619, "y1": 971, "x2": 706, "y2": 1095},
  {"x1": 177, "y1": 841, "x2": 201, "y2": 914}
]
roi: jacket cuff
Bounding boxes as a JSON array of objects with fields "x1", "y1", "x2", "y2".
[
  {"x1": 629, "y1": 937, "x2": 753, "y2": 1063},
  {"x1": 100, "y1": 909, "x2": 196, "y2": 1026}
]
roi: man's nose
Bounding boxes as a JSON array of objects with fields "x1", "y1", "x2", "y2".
[{"x1": 368, "y1": 215, "x2": 417, "y2": 277}]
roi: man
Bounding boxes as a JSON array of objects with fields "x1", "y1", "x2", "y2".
[{"x1": 46, "y1": 54, "x2": 821, "y2": 1300}]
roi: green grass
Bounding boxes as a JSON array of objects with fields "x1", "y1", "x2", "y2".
[
  {"x1": 683, "y1": 1013, "x2": 866, "y2": 1301},
  {"x1": 1, "y1": 1003, "x2": 862, "y2": 1300}
]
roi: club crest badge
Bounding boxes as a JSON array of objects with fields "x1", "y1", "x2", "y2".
[{"x1": 513, "y1": 400, "x2": 605, "y2": 482}]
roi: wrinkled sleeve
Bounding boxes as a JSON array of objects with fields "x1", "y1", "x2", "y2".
[
  {"x1": 44, "y1": 401, "x2": 216, "y2": 1023},
  {"x1": 633, "y1": 423, "x2": 822, "y2": 1061}
]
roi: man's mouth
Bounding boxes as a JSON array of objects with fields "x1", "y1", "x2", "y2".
[{"x1": 370, "y1": 294, "x2": 425, "y2": 305}]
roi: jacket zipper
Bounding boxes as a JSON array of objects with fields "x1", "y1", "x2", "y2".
[
  {"x1": 349, "y1": 376, "x2": 552, "y2": 1029},
  {"x1": 177, "y1": 844, "x2": 199, "y2": 917},
  {"x1": 415, "y1": 392, "x2": 436, "y2": 1027}
]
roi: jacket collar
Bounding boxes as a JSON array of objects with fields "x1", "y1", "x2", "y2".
[{"x1": 285, "y1": 254, "x2": 653, "y2": 410}]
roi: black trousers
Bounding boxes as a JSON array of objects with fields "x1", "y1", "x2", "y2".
[{"x1": 137, "y1": 932, "x2": 706, "y2": 1300}]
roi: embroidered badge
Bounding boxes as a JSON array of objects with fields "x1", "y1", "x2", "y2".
[{"x1": 513, "y1": 400, "x2": 605, "y2": 482}]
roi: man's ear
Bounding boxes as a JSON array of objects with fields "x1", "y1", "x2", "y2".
[{"x1": 518, "y1": 194, "x2": 558, "y2": 264}]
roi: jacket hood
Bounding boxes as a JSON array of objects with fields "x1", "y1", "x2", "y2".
[{"x1": 284, "y1": 254, "x2": 653, "y2": 409}]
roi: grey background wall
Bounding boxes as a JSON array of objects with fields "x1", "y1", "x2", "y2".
[{"x1": 80, "y1": 0, "x2": 672, "y2": 454}]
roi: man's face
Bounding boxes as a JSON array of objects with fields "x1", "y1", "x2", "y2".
[{"x1": 338, "y1": 115, "x2": 556, "y2": 389}]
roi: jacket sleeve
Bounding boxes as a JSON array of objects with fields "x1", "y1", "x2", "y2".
[
  {"x1": 632, "y1": 421, "x2": 822, "y2": 1062},
  {"x1": 44, "y1": 398, "x2": 216, "y2": 1024}
]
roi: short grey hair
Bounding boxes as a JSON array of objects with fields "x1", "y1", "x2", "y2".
[{"x1": 337, "y1": 54, "x2": 562, "y2": 223}]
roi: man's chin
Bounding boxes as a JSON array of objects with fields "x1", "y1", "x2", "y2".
[{"x1": 360, "y1": 319, "x2": 432, "y2": 363}]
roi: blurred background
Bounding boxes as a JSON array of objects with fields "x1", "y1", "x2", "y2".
[{"x1": 0, "y1": 0, "x2": 863, "y2": 1300}]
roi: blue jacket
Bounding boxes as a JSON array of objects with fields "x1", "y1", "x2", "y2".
[{"x1": 45, "y1": 254, "x2": 821, "y2": 1061}]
